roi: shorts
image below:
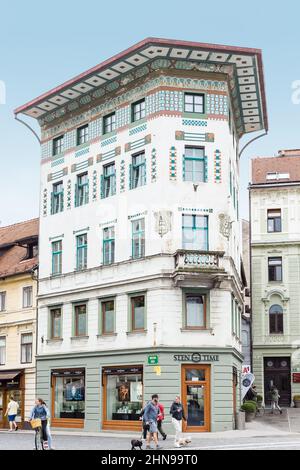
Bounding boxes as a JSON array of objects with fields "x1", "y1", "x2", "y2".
[
  {"x1": 8, "y1": 415, "x2": 17, "y2": 422},
  {"x1": 148, "y1": 420, "x2": 158, "y2": 434}
]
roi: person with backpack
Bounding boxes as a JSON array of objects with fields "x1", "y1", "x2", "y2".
[{"x1": 170, "y1": 395, "x2": 186, "y2": 448}]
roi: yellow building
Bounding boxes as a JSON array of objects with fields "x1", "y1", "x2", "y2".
[{"x1": 0, "y1": 219, "x2": 38, "y2": 428}]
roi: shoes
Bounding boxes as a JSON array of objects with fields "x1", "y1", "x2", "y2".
[
  {"x1": 280, "y1": 410, "x2": 283, "y2": 414},
  {"x1": 163, "y1": 435, "x2": 167, "y2": 441},
  {"x1": 174, "y1": 442, "x2": 181, "y2": 448},
  {"x1": 15, "y1": 426, "x2": 18, "y2": 431}
]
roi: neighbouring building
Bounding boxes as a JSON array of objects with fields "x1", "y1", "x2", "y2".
[
  {"x1": 0, "y1": 219, "x2": 38, "y2": 428},
  {"x1": 242, "y1": 219, "x2": 251, "y2": 368},
  {"x1": 15, "y1": 38, "x2": 268, "y2": 432},
  {"x1": 250, "y1": 149, "x2": 300, "y2": 407}
]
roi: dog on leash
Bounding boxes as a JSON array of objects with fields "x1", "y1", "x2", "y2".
[
  {"x1": 178, "y1": 437, "x2": 192, "y2": 447},
  {"x1": 131, "y1": 439, "x2": 143, "y2": 450}
]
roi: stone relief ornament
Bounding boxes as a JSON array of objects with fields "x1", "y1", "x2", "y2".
[
  {"x1": 219, "y1": 213, "x2": 232, "y2": 240},
  {"x1": 154, "y1": 211, "x2": 173, "y2": 238}
]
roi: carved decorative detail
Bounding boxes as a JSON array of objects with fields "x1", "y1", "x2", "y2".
[
  {"x1": 154, "y1": 210, "x2": 173, "y2": 238},
  {"x1": 219, "y1": 213, "x2": 232, "y2": 240}
]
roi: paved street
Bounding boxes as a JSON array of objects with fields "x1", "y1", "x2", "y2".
[{"x1": 1, "y1": 429, "x2": 300, "y2": 451}]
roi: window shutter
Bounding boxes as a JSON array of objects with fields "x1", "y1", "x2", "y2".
[
  {"x1": 61, "y1": 188, "x2": 64, "y2": 212},
  {"x1": 182, "y1": 155, "x2": 186, "y2": 181},
  {"x1": 100, "y1": 175, "x2": 105, "y2": 199},
  {"x1": 204, "y1": 156, "x2": 208, "y2": 182},
  {"x1": 129, "y1": 164, "x2": 133, "y2": 190},
  {"x1": 113, "y1": 171, "x2": 116, "y2": 195},
  {"x1": 74, "y1": 184, "x2": 78, "y2": 207}
]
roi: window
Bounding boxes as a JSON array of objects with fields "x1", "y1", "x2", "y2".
[
  {"x1": 23, "y1": 286, "x2": 33, "y2": 308},
  {"x1": 269, "y1": 305, "x2": 284, "y2": 334},
  {"x1": 0, "y1": 292, "x2": 6, "y2": 312},
  {"x1": 25, "y1": 243, "x2": 38, "y2": 259},
  {"x1": 268, "y1": 257, "x2": 282, "y2": 282},
  {"x1": 74, "y1": 304, "x2": 87, "y2": 337},
  {"x1": 51, "y1": 181, "x2": 64, "y2": 214},
  {"x1": 132, "y1": 219, "x2": 145, "y2": 259},
  {"x1": 101, "y1": 163, "x2": 116, "y2": 198},
  {"x1": 50, "y1": 308, "x2": 62, "y2": 339},
  {"x1": 77, "y1": 124, "x2": 89, "y2": 145},
  {"x1": 131, "y1": 295, "x2": 145, "y2": 331},
  {"x1": 75, "y1": 173, "x2": 89, "y2": 207},
  {"x1": 184, "y1": 93, "x2": 204, "y2": 114},
  {"x1": 0, "y1": 337, "x2": 5, "y2": 365},
  {"x1": 76, "y1": 234, "x2": 87, "y2": 270},
  {"x1": 132, "y1": 99, "x2": 146, "y2": 122},
  {"x1": 52, "y1": 240, "x2": 62, "y2": 275},
  {"x1": 185, "y1": 294, "x2": 206, "y2": 329},
  {"x1": 103, "y1": 112, "x2": 116, "y2": 134},
  {"x1": 182, "y1": 215, "x2": 209, "y2": 251},
  {"x1": 103, "y1": 227, "x2": 115, "y2": 265},
  {"x1": 52, "y1": 369, "x2": 85, "y2": 420},
  {"x1": 130, "y1": 152, "x2": 146, "y2": 189},
  {"x1": 268, "y1": 209, "x2": 282, "y2": 233},
  {"x1": 53, "y1": 135, "x2": 64, "y2": 156},
  {"x1": 21, "y1": 333, "x2": 32, "y2": 364},
  {"x1": 101, "y1": 300, "x2": 115, "y2": 335},
  {"x1": 183, "y1": 147, "x2": 206, "y2": 182}
]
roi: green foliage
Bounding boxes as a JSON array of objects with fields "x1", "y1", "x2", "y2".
[{"x1": 241, "y1": 401, "x2": 257, "y2": 413}]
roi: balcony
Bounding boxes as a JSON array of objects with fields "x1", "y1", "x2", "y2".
[{"x1": 173, "y1": 250, "x2": 225, "y2": 288}]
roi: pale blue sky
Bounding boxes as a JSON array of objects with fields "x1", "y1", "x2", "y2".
[{"x1": 0, "y1": 0, "x2": 299, "y2": 226}]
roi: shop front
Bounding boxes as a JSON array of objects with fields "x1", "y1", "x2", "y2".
[
  {"x1": 0, "y1": 370, "x2": 24, "y2": 428},
  {"x1": 51, "y1": 368, "x2": 85, "y2": 428},
  {"x1": 102, "y1": 366, "x2": 143, "y2": 431}
]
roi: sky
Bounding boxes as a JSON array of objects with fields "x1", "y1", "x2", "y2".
[{"x1": 0, "y1": 0, "x2": 300, "y2": 226}]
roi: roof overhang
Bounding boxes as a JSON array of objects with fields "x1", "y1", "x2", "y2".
[{"x1": 14, "y1": 37, "x2": 268, "y2": 136}]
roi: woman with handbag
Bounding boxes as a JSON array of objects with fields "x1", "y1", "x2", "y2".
[{"x1": 29, "y1": 398, "x2": 53, "y2": 449}]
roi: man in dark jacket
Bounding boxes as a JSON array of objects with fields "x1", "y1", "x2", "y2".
[{"x1": 170, "y1": 396, "x2": 186, "y2": 447}]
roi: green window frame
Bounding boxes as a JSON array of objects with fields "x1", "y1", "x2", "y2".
[
  {"x1": 77, "y1": 124, "x2": 89, "y2": 146},
  {"x1": 52, "y1": 240, "x2": 62, "y2": 275},
  {"x1": 53, "y1": 135, "x2": 64, "y2": 156},
  {"x1": 182, "y1": 214, "x2": 209, "y2": 251},
  {"x1": 184, "y1": 93, "x2": 205, "y2": 114},
  {"x1": 130, "y1": 152, "x2": 146, "y2": 189},
  {"x1": 100, "y1": 299, "x2": 115, "y2": 335},
  {"x1": 51, "y1": 181, "x2": 64, "y2": 215},
  {"x1": 132, "y1": 219, "x2": 145, "y2": 259},
  {"x1": 183, "y1": 146, "x2": 207, "y2": 182},
  {"x1": 103, "y1": 227, "x2": 115, "y2": 265},
  {"x1": 101, "y1": 163, "x2": 116, "y2": 199},
  {"x1": 131, "y1": 98, "x2": 146, "y2": 122},
  {"x1": 76, "y1": 234, "x2": 87, "y2": 271},
  {"x1": 49, "y1": 307, "x2": 62, "y2": 339},
  {"x1": 75, "y1": 173, "x2": 89, "y2": 207},
  {"x1": 103, "y1": 112, "x2": 116, "y2": 134}
]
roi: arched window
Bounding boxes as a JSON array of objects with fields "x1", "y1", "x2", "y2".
[{"x1": 269, "y1": 305, "x2": 283, "y2": 334}]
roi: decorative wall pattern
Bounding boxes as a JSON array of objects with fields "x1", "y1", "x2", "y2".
[
  {"x1": 101, "y1": 135, "x2": 117, "y2": 147},
  {"x1": 214, "y1": 150, "x2": 222, "y2": 183},
  {"x1": 92, "y1": 170, "x2": 97, "y2": 201},
  {"x1": 67, "y1": 180, "x2": 72, "y2": 209},
  {"x1": 116, "y1": 106, "x2": 130, "y2": 129},
  {"x1": 51, "y1": 156, "x2": 65, "y2": 168},
  {"x1": 42, "y1": 189, "x2": 47, "y2": 217},
  {"x1": 98, "y1": 146, "x2": 121, "y2": 163},
  {"x1": 169, "y1": 146, "x2": 177, "y2": 180},
  {"x1": 206, "y1": 94, "x2": 228, "y2": 116},
  {"x1": 175, "y1": 131, "x2": 215, "y2": 143},
  {"x1": 182, "y1": 119, "x2": 208, "y2": 127},
  {"x1": 75, "y1": 145, "x2": 90, "y2": 158},
  {"x1": 89, "y1": 118, "x2": 102, "y2": 140},
  {"x1": 71, "y1": 157, "x2": 93, "y2": 173},
  {"x1": 125, "y1": 135, "x2": 151, "y2": 152},
  {"x1": 129, "y1": 123, "x2": 147, "y2": 136},
  {"x1": 47, "y1": 168, "x2": 68, "y2": 182},
  {"x1": 120, "y1": 159, "x2": 125, "y2": 192},
  {"x1": 151, "y1": 148, "x2": 157, "y2": 182}
]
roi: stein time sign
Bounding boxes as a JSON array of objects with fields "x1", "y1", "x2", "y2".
[{"x1": 174, "y1": 353, "x2": 219, "y2": 363}]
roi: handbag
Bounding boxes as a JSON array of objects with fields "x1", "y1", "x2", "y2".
[{"x1": 30, "y1": 418, "x2": 42, "y2": 429}]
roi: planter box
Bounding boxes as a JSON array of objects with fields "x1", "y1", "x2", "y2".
[
  {"x1": 245, "y1": 412, "x2": 256, "y2": 423},
  {"x1": 294, "y1": 400, "x2": 300, "y2": 408}
]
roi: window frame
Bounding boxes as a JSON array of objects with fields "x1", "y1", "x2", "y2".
[
  {"x1": 103, "y1": 226, "x2": 115, "y2": 266},
  {"x1": 77, "y1": 124, "x2": 89, "y2": 146},
  {"x1": 268, "y1": 257, "x2": 283, "y2": 282},
  {"x1": 131, "y1": 151, "x2": 146, "y2": 189},
  {"x1": 269, "y1": 304, "x2": 284, "y2": 335},
  {"x1": 103, "y1": 112, "x2": 116, "y2": 134},
  {"x1": 182, "y1": 214, "x2": 209, "y2": 251},
  {"x1": 184, "y1": 93, "x2": 205, "y2": 114},
  {"x1": 101, "y1": 299, "x2": 116, "y2": 335},
  {"x1": 74, "y1": 304, "x2": 87, "y2": 337},
  {"x1": 131, "y1": 218, "x2": 145, "y2": 260},
  {"x1": 50, "y1": 307, "x2": 62, "y2": 340},
  {"x1": 131, "y1": 98, "x2": 146, "y2": 123},
  {"x1": 267, "y1": 209, "x2": 282, "y2": 233},
  {"x1": 184, "y1": 293, "x2": 206, "y2": 330},
  {"x1": 22, "y1": 286, "x2": 33, "y2": 309},
  {"x1": 103, "y1": 163, "x2": 116, "y2": 198},
  {"x1": 0, "y1": 291, "x2": 6, "y2": 312},
  {"x1": 75, "y1": 172, "x2": 89, "y2": 207},
  {"x1": 20, "y1": 333, "x2": 33, "y2": 364},
  {"x1": 52, "y1": 240, "x2": 63, "y2": 276},
  {"x1": 53, "y1": 135, "x2": 64, "y2": 156},
  {"x1": 183, "y1": 146, "x2": 206, "y2": 182},
  {"x1": 0, "y1": 336, "x2": 6, "y2": 365},
  {"x1": 51, "y1": 181, "x2": 64, "y2": 214},
  {"x1": 130, "y1": 295, "x2": 146, "y2": 332},
  {"x1": 76, "y1": 233, "x2": 88, "y2": 271}
]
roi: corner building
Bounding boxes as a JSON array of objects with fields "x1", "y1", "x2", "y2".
[{"x1": 15, "y1": 38, "x2": 268, "y2": 432}]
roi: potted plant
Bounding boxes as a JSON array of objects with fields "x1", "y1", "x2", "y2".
[
  {"x1": 241, "y1": 401, "x2": 257, "y2": 422},
  {"x1": 293, "y1": 395, "x2": 300, "y2": 408}
]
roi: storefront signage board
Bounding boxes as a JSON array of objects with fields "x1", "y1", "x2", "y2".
[
  {"x1": 173, "y1": 353, "x2": 219, "y2": 363},
  {"x1": 148, "y1": 355, "x2": 159, "y2": 365}
]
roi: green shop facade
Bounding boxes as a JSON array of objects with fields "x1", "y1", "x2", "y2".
[{"x1": 36, "y1": 347, "x2": 242, "y2": 433}]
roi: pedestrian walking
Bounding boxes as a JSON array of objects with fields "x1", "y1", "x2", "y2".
[
  {"x1": 143, "y1": 394, "x2": 162, "y2": 450},
  {"x1": 157, "y1": 400, "x2": 167, "y2": 440},
  {"x1": 140, "y1": 403, "x2": 149, "y2": 440},
  {"x1": 170, "y1": 395, "x2": 186, "y2": 447},
  {"x1": 4, "y1": 396, "x2": 19, "y2": 432},
  {"x1": 270, "y1": 386, "x2": 282, "y2": 414}
]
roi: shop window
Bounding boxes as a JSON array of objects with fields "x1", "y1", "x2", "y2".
[
  {"x1": 50, "y1": 308, "x2": 62, "y2": 339},
  {"x1": 22, "y1": 286, "x2": 33, "y2": 308},
  {"x1": 268, "y1": 257, "x2": 282, "y2": 282},
  {"x1": 0, "y1": 292, "x2": 6, "y2": 312},
  {"x1": 267, "y1": 209, "x2": 282, "y2": 233},
  {"x1": 74, "y1": 304, "x2": 87, "y2": 337},
  {"x1": 103, "y1": 367, "x2": 143, "y2": 422},
  {"x1": 0, "y1": 337, "x2": 5, "y2": 365},
  {"x1": 52, "y1": 370, "x2": 85, "y2": 420},
  {"x1": 130, "y1": 295, "x2": 145, "y2": 332},
  {"x1": 101, "y1": 299, "x2": 115, "y2": 335},
  {"x1": 269, "y1": 305, "x2": 284, "y2": 334},
  {"x1": 21, "y1": 333, "x2": 33, "y2": 364},
  {"x1": 184, "y1": 294, "x2": 206, "y2": 329},
  {"x1": 182, "y1": 214, "x2": 208, "y2": 251}
]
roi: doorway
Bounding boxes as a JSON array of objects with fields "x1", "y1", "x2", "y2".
[
  {"x1": 264, "y1": 357, "x2": 291, "y2": 406},
  {"x1": 181, "y1": 365, "x2": 210, "y2": 432}
]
